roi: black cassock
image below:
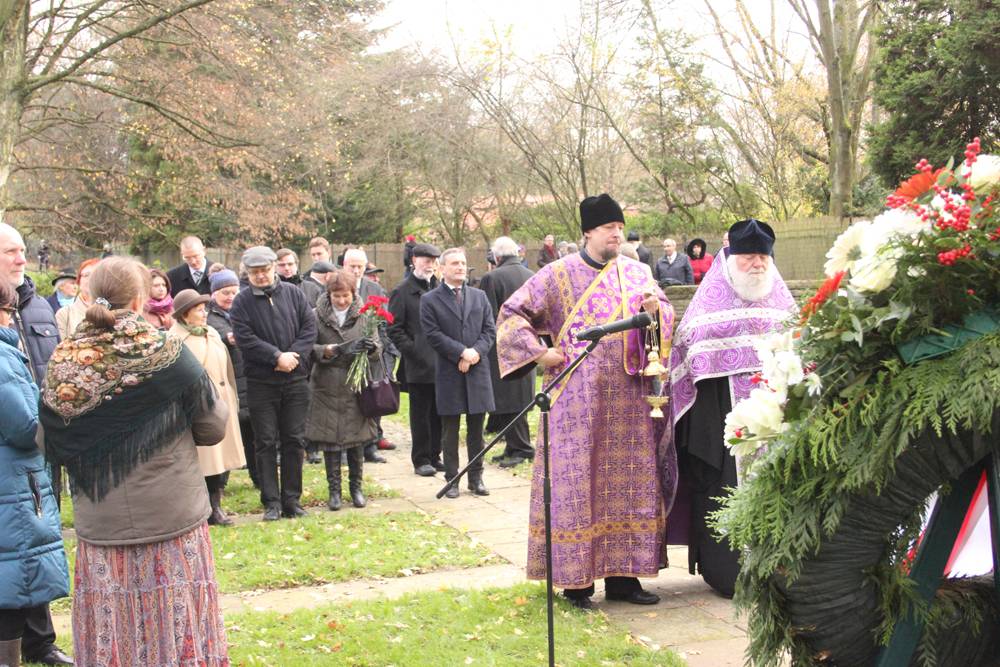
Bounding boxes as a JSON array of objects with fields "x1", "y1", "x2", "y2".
[{"x1": 674, "y1": 375, "x2": 740, "y2": 598}]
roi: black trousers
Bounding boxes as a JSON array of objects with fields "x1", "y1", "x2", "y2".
[
  {"x1": 563, "y1": 577, "x2": 641, "y2": 599},
  {"x1": 239, "y1": 414, "x2": 258, "y2": 485},
  {"x1": 205, "y1": 471, "x2": 230, "y2": 494},
  {"x1": 491, "y1": 412, "x2": 534, "y2": 459},
  {"x1": 247, "y1": 378, "x2": 309, "y2": 510},
  {"x1": 407, "y1": 383, "x2": 442, "y2": 468},
  {"x1": 440, "y1": 413, "x2": 485, "y2": 482},
  {"x1": 0, "y1": 605, "x2": 56, "y2": 654}
]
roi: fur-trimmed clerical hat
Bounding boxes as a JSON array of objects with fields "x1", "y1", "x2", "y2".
[
  {"x1": 580, "y1": 194, "x2": 624, "y2": 233},
  {"x1": 728, "y1": 219, "x2": 776, "y2": 255}
]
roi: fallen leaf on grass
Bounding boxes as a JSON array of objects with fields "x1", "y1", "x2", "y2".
[
  {"x1": 513, "y1": 596, "x2": 529, "y2": 606},
  {"x1": 300, "y1": 634, "x2": 315, "y2": 642},
  {"x1": 326, "y1": 620, "x2": 343, "y2": 631},
  {"x1": 222, "y1": 552, "x2": 236, "y2": 560}
]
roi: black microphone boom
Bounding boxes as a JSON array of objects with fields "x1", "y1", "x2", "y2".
[{"x1": 575, "y1": 311, "x2": 653, "y2": 342}]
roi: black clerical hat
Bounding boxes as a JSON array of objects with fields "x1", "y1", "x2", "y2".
[
  {"x1": 728, "y1": 219, "x2": 775, "y2": 255},
  {"x1": 580, "y1": 194, "x2": 624, "y2": 233}
]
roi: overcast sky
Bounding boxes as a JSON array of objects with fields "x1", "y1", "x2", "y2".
[{"x1": 371, "y1": 0, "x2": 810, "y2": 66}]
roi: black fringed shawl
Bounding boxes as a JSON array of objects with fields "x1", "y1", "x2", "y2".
[{"x1": 40, "y1": 312, "x2": 215, "y2": 502}]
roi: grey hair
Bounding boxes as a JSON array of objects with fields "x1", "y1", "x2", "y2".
[
  {"x1": 439, "y1": 247, "x2": 466, "y2": 264},
  {"x1": 491, "y1": 236, "x2": 519, "y2": 258},
  {"x1": 343, "y1": 248, "x2": 368, "y2": 264}
]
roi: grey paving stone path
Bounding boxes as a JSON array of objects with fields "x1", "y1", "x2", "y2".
[{"x1": 53, "y1": 417, "x2": 752, "y2": 666}]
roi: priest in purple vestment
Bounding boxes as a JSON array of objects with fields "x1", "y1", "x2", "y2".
[
  {"x1": 668, "y1": 219, "x2": 795, "y2": 597},
  {"x1": 496, "y1": 194, "x2": 675, "y2": 610}
]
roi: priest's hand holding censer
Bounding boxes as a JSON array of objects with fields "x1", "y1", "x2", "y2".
[{"x1": 640, "y1": 290, "x2": 670, "y2": 419}]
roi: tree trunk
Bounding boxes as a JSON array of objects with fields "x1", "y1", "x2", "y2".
[{"x1": 0, "y1": 2, "x2": 27, "y2": 213}]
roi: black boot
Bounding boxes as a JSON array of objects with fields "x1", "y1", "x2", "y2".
[
  {"x1": 207, "y1": 489, "x2": 234, "y2": 526},
  {"x1": 325, "y1": 452, "x2": 342, "y2": 511},
  {"x1": 0, "y1": 637, "x2": 19, "y2": 667},
  {"x1": 347, "y1": 447, "x2": 366, "y2": 508}
]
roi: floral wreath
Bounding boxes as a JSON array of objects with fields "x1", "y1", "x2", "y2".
[{"x1": 716, "y1": 139, "x2": 1000, "y2": 665}]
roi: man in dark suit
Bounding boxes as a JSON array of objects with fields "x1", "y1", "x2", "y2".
[
  {"x1": 628, "y1": 230, "x2": 653, "y2": 270},
  {"x1": 653, "y1": 237, "x2": 694, "y2": 287},
  {"x1": 388, "y1": 243, "x2": 444, "y2": 477},
  {"x1": 478, "y1": 237, "x2": 536, "y2": 467},
  {"x1": 419, "y1": 247, "x2": 496, "y2": 499},
  {"x1": 166, "y1": 235, "x2": 212, "y2": 296}
]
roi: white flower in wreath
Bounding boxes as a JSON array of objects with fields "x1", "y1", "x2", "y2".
[
  {"x1": 804, "y1": 372, "x2": 822, "y2": 397},
  {"x1": 824, "y1": 220, "x2": 870, "y2": 277},
  {"x1": 849, "y1": 251, "x2": 899, "y2": 293},
  {"x1": 961, "y1": 154, "x2": 1000, "y2": 191},
  {"x1": 724, "y1": 387, "x2": 788, "y2": 447},
  {"x1": 930, "y1": 193, "x2": 956, "y2": 224},
  {"x1": 872, "y1": 207, "x2": 928, "y2": 239}
]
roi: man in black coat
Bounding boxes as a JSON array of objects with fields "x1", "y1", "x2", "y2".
[
  {"x1": 653, "y1": 237, "x2": 694, "y2": 286},
  {"x1": 627, "y1": 230, "x2": 653, "y2": 270},
  {"x1": 0, "y1": 223, "x2": 73, "y2": 666},
  {"x1": 230, "y1": 246, "x2": 317, "y2": 522},
  {"x1": 478, "y1": 237, "x2": 536, "y2": 467},
  {"x1": 420, "y1": 248, "x2": 496, "y2": 499},
  {"x1": 166, "y1": 235, "x2": 212, "y2": 296},
  {"x1": 388, "y1": 243, "x2": 444, "y2": 476}
]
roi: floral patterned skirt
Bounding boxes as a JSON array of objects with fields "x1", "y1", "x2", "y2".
[{"x1": 72, "y1": 523, "x2": 229, "y2": 667}]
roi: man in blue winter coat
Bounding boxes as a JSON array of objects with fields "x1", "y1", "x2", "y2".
[{"x1": 0, "y1": 222, "x2": 73, "y2": 666}]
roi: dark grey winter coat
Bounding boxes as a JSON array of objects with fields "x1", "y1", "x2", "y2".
[
  {"x1": 305, "y1": 294, "x2": 381, "y2": 447},
  {"x1": 387, "y1": 273, "x2": 438, "y2": 387},
  {"x1": 419, "y1": 282, "x2": 496, "y2": 416},
  {"x1": 477, "y1": 257, "x2": 535, "y2": 414}
]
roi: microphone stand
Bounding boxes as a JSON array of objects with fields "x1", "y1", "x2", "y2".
[{"x1": 437, "y1": 338, "x2": 600, "y2": 667}]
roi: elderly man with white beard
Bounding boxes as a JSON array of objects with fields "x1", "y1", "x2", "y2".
[{"x1": 666, "y1": 219, "x2": 796, "y2": 598}]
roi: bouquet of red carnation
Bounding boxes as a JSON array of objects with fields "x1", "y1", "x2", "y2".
[{"x1": 346, "y1": 294, "x2": 394, "y2": 393}]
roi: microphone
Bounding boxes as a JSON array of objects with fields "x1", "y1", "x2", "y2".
[{"x1": 575, "y1": 312, "x2": 653, "y2": 342}]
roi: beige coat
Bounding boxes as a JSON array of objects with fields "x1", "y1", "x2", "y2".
[
  {"x1": 169, "y1": 323, "x2": 246, "y2": 475},
  {"x1": 55, "y1": 297, "x2": 89, "y2": 339}
]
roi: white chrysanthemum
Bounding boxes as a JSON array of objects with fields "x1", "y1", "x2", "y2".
[
  {"x1": 849, "y1": 252, "x2": 898, "y2": 293},
  {"x1": 824, "y1": 220, "x2": 870, "y2": 277},
  {"x1": 961, "y1": 154, "x2": 1000, "y2": 191},
  {"x1": 872, "y1": 207, "x2": 929, "y2": 239},
  {"x1": 804, "y1": 372, "x2": 822, "y2": 397}
]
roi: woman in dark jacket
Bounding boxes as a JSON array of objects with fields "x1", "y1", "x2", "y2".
[
  {"x1": 0, "y1": 282, "x2": 69, "y2": 667},
  {"x1": 306, "y1": 270, "x2": 383, "y2": 511},
  {"x1": 206, "y1": 269, "x2": 257, "y2": 487},
  {"x1": 41, "y1": 257, "x2": 230, "y2": 667}
]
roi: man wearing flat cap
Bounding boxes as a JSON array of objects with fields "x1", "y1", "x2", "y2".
[
  {"x1": 495, "y1": 193, "x2": 675, "y2": 609},
  {"x1": 667, "y1": 219, "x2": 795, "y2": 597},
  {"x1": 301, "y1": 260, "x2": 336, "y2": 308},
  {"x1": 388, "y1": 243, "x2": 446, "y2": 476},
  {"x1": 230, "y1": 246, "x2": 317, "y2": 522}
]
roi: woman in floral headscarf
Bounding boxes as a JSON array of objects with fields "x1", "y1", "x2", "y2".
[{"x1": 40, "y1": 257, "x2": 230, "y2": 667}]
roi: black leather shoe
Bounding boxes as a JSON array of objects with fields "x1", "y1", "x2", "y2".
[
  {"x1": 25, "y1": 646, "x2": 74, "y2": 665},
  {"x1": 414, "y1": 464, "x2": 437, "y2": 477},
  {"x1": 431, "y1": 460, "x2": 446, "y2": 472},
  {"x1": 328, "y1": 494, "x2": 342, "y2": 511},
  {"x1": 351, "y1": 488, "x2": 367, "y2": 508},
  {"x1": 444, "y1": 485, "x2": 460, "y2": 499},
  {"x1": 281, "y1": 504, "x2": 308, "y2": 519},
  {"x1": 262, "y1": 506, "x2": 281, "y2": 521},
  {"x1": 469, "y1": 479, "x2": 490, "y2": 496},
  {"x1": 364, "y1": 452, "x2": 387, "y2": 464},
  {"x1": 564, "y1": 595, "x2": 595, "y2": 611},
  {"x1": 498, "y1": 456, "x2": 532, "y2": 469},
  {"x1": 606, "y1": 589, "x2": 660, "y2": 605},
  {"x1": 306, "y1": 451, "x2": 322, "y2": 464}
]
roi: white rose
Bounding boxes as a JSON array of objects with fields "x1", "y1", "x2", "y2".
[
  {"x1": 849, "y1": 252, "x2": 898, "y2": 293},
  {"x1": 725, "y1": 387, "x2": 787, "y2": 441},
  {"x1": 824, "y1": 220, "x2": 870, "y2": 277},
  {"x1": 962, "y1": 154, "x2": 1000, "y2": 191}
]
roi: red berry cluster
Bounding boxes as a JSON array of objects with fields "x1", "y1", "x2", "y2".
[
  {"x1": 915, "y1": 158, "x2": 935, "y2": 174},
  {"x1": 930, "y1": 186, "x2": 972, "y2": 231},
  {"x1": 937, "y1": 244, "x2": 973, "y2": 266},
  {"x1": 965, "y1": 137, "x2": 982, "y2": 167}
]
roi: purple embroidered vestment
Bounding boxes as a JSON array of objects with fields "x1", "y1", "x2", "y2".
[{"x1": 496, "y1": 253, "x2": 674, "y2": 588}]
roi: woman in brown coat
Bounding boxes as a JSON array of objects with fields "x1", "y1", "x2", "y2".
[
  {"x1": 307, "y1": 271, "x2": 383, "y2": 510},
  {"x1": 170, "y1": 289, "x2": 246, "y2": 525}
]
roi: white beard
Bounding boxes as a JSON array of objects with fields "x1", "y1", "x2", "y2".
[{"x1": 727, "y1": 255, "x2": 775, "y2": 302}]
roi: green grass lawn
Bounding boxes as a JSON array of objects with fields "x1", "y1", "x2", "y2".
[
  {"x1": 210, "y1": 510, "x2": 500, "y2": 593},
  {"x1": 226, "y1": 583, "x2": 683, "y2": 666},
  {"x1": 54, "y1": 509, "x2": 501, "y2": 613}
]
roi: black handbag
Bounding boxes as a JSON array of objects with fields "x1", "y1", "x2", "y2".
[{"x1": 358, "y1": 363, "x2": 400, "y2": 417}]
